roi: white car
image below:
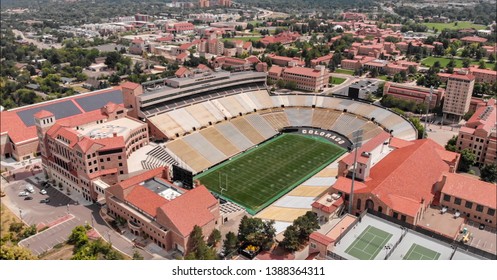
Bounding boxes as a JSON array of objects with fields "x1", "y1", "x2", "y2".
[
  {"x1": 40, "y1": 189, "x2": 47, "y2": 195},
  {"x1": 18, "y1": 191, "x2": 29, "y2": 197},
  {"x1": 25, "y1": 184, "x2": 35, "y2": 193}
]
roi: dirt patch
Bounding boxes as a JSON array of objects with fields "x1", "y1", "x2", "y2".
[{"x1": 40, "y1": 243, "x2": 75, "y2": 260}]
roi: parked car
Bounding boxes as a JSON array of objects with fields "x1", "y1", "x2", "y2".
[
  {"x1": 26, "y1": 184, "x2": 35, "y2": 193},
  {"x1": 40, "y1": 189, "x2": 47, "y2": 195},
  {"x1": 18, "y1": 191, "x2": 29, "y2": 197},
  {"x1": 24, "y1": 196, "x2": 33, "y2": 200},
  {"x1": 40, "y1": 198, "x2": 50, "y2": 203}
]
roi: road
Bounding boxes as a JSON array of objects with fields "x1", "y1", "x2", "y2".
[
  {"x1": 2, "y1": 174, "x2": 157, "y2": 259},
  {"x1": 12, "y1": 29, "x2": 62, "y2": 50}
]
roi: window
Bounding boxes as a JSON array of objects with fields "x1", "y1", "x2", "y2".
[
  {"x1": 119, "y1": 163, "x2": 123, "y2": 167},
  {"x1": 107, "y1": 157, "x2": 111, "y2": 161},
  {"x1": 487, "y1": 208, "x2": 495, "y2": 216},
  {"x1": 476, "y1": 205, "x2": 484, "y2": 212},
  {"x1": 100, "y1": 159, "x2": 104, "y2": 163},
  {"x1": 465, "y1": 201, "x2": 473, "y2": 209},
  {"x1": 443, "y1": 194, "x2": 451, "y2": 202},
  {"x1": 454, "y1": 198, "x2": 462, "y2": 205}
]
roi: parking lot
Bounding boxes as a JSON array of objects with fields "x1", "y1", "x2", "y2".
[
  {"x1": 3, "y1": 176, "x2": 76, "y2": 227},
  {"x1": 465, "y1": 221, "x2": 497, "y2": 255}
]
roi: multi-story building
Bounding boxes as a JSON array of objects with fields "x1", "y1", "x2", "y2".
[
  {"x1": 134, "y1": 13, "x2": 150, "y2": 22},
  {"x1": 36, "y1": 104, "x2": 149, "y2": 202},
  {"x1": 468, "y1": 67, "x2": 497, "y2": 84},
  {"x1": 321, "y1": 136, "x2": 459, "y2": 226},
  {"x1": 207, "y1": 38, "x2": 224, "y2": 56},
  {"x1": 105, "y1": 167, "x2": 220, "y2": 255},
  {"x1": 1, "y1": 87, "x2": 125, "y2": 161},
  {"x1": 267, "y1": 53, "x2": 305, "y2": 67},
  {"x1": 439, "y1": 172, "x2": 496, "y2": 228},
  {"x1": 443, "y1": 71, "x2": 476, "y2": 123},
  {"x1": 269, "y1": 64, "x2": 330, "y2": 92},
  {"x1": 383, "y1": 82, "x2": 445, "y2": 109},
  {"x1": 456, "y1": 99, "x2": 497, "y2": 165}
]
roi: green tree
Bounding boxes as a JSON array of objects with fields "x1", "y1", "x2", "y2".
[
  {"x1": 68, "y1": 225, "x2": 89, "y2": 249},
  {"x1": 488, "y1": 54, "x2": 496, "y2": 64},
  {"x1": 445, "y1": 136, "x2": 458, "y2": 152},
  {"x1": 280, "y1": 225, "x2": 300, "y2": 252},
  {"x1": 293, "y1": 211, "x2": 320, "y2": 243},
  {"x1": 132, "y1": 250, "x2": 144, "y2": 260},
  {"x1": 185, "y1": 225, "x2": 217, "y2": 260},
  {"x1": 480, "y1": 164, "x2": 497, "y2": 183},
  {"x1": 207, "y1": 229, "x2": 222, "y2": 247},
  {"x1": 409, "y1": 117, "x2": 425, "y2": 139},
  {"x1": 458, "y1": 148, "x2": 476, "y2": 172},
  {"x1": 237, "y1": 216, "x2": 275, "y2": 250},
  {"x1": 462, "y1": 58, "x2": 471, "y2": 68},
  {"x1": 222, "y1": 231, "x2": 238, "y2": 258},
  {"x1": 108, "y1": 73, "x2": 121, "y2": 85},
  {"x1": 0, "y1": 245, "x2": 37, "y2": 260},
  {"x1": 105, "y1": 51, "x2": 122, "y2": 69},
  {"x1": 478, "y1": 59, "x2": 487, "y2": 69}
]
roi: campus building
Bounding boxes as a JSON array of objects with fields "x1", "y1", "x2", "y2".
[
  {"x1": 442, "y1": 71, "x2": 476, "y2": 123},
  {"x1": 1, "y1": 87, "x2": 125, "y2": 161},
  {"x1": 383, "y1": 82, "x2": 445, "y2": 109},
  {"x1": 105, "y1": 167, "x2": 220, "y2": 255},
  {"x1": 36, "y1": 104, "x2": 148, "y2": 202},
  {"x1": 268, "y1": 64, "x2": 330, "y2": 92},
  {"x1": 456, "y1": 99, "x2": 497, "y2": 165},
  {"x1": 439, "y1": 172, "x2": 496, "y2": 228},
  {"x1": 320, "y1": 135, "x2": 460, "y2": 226}
]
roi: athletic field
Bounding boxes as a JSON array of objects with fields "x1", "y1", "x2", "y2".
[
  {"x1": 195, "y1": 134, "x2": 346, "y2": 214},
  {"x1": 403, "y1": 244, "x2": 441, "y2": 260},
  {"x1": 345, "y1": 225, "x2": 393, "y2": 260}
]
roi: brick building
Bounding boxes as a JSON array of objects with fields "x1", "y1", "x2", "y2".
[
  {"x1": 105, "y1": 167, "x2": 220, "y2": 255},
  {"x1": 36, "y1": 105, "x2": 149, "y2": 202},
  {"x1": 383, "y1": 82, "x2": 445, "y2": 109},
  {"x1": 456, "y1": 99, "x2": 497, "y2": 165},
  {"x1": 269, "y1": 64, "x2": 330, "y2": 92},
  {"x1": 443, "y1": 71, "x2": 476, "y2": 123}
]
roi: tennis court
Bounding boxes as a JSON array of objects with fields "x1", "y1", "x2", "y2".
[
  {"x1": 403, "y1": 244, "x2": 441, "y2": 260},
  {"x1": 345, "y1": 225, "x2": 393, "y2": 260}
]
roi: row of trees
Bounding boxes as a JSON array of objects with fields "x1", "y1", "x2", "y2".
[
  {"x1": 68, "y1": 225, "x2": 124, "y2": 260},
  {"x1": 280, "y1": 211, "x2": 320, "y2": 252}
]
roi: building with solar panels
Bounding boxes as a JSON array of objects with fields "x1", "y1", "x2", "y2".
[
  {"x1": 34, "y1": 104, "x2": 149, "y2": 202},
  {"x1": 0, "y1": 87, "x2": 124, "y2": 161}
]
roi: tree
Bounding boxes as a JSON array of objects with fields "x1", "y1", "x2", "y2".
[
  {"x1": 409, "y1": 117, "x2": 425, "y2": 139},
  {"x1": 68, "y1": 225, "x2": 89, "y2": 249},
  {"x1": 293, "y1": 211, "x2": 320, "y2": 243},
  {"x1": 185, "y1": 226, "x2": 217, "y2": 260},
  {"x1": 489, "y1": 53, "x2": 496, "y2": 64},
  {"x1": 462, "y1": 58, "x2": 471, "y2": 68},
  {"x1": 104, "y1": 52, "x2": 122, "y2": 69},
  {"x1": 478, "y1": 59, "x2": 486, "y2": 69},
  {"x1": 280, "y1": 225, "x2": 300, "y2": 252},
  {"x1": 132, "y1": 250, "x2": 144, "y2": 260},
  {"x1": 108, "y1": 73, "x2": 121, "y2": 85},
  {"x1": 207, "y1": 229, "x2": 222, "y2": 247},
  {"x1": 445, "y1": 136, "x2": 458, "y2": 152},
  {"x1": 237, "y1": 216, "x2": 275, "y2": 250},
  {"x1": 370, "y1": 68, "x2": 379, "y2": 78},
  {"x1": 480, "y1": 163, "x2": 497, "y2": 183},
  {"x1": 458, "y1": 148, "x2": 476, "y2": 172},
  {"x1": 0, "y1": 245, "x2": 37, "y2": 260},
  {"x1": 222, "y1": 231, "x2": 238, "y2": 258}
]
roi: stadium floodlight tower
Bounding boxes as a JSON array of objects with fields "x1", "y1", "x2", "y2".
[
  {"x1": 423, "y1": 86, "x2": 433, "y2": 138},
  {"x1": 348, "y1": 129, "x2": 363, "y2": 214}
]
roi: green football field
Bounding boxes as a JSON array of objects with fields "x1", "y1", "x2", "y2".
[{"x1": 195, "y1": 134, "x2": 346, "y2": 215}]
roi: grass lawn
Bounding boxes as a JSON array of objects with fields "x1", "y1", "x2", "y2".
[
  {"x1": 195, "y1": 134, "x2": 346, "y2": 215},
  {"x1": 377, "y1": 75, "x2": 389, "y2": 81},
  {"x1": 422, "y1": 21, "x2": 487, "y2": 31},
  {"x1": 335, "y1": 68, "x2": 355, "y2": 75},
  {"x1": 1, "y1": 203, "x2": 21, "y2": 237},
  {"x1": 421, "y1": 56, "x2": 496, "y2": 70},
  {"x1": 330, "y1": 77, "x2": 346, "y2": 85},
  {"x1": 223, "y1": 36, "x2": 261, "y2": 42}
]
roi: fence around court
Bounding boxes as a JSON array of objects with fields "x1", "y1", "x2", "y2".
[
  {"x1": 366, "y1": 209, "x2": 497, "y2": 260},
  {"x1": 334, "y1": 210, "x2": 368, "y2": 245}
]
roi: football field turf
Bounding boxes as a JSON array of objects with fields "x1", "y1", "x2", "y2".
[{"x1": 195, "y1": 133, "x2": 346, "y2": 214}]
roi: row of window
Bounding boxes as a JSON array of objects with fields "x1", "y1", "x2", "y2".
[{"x1": 443, "y1": 194, "x2": 495, "y2": 216}]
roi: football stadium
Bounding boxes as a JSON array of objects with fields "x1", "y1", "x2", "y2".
[{"x1": 132, "y1": 70, "x2": 418, "y2": 215}]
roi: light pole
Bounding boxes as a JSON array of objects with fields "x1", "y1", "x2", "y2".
[
  {"x1": 348, "y1": 130, "x2": 363, "y2": 214},
  {"x1": 19, "y1": 208, "x2": 23, "y2": 223},
  {"x1": 107, "y1": 231, "x2": 112, "y2": 246}
]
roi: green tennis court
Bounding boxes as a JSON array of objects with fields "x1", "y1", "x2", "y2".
[
  {"x1": 345, "y1": 225, "x2": 393, "y2": 260},
  {"x1": 403, "y1": 244, "x2": 441, "y2": 260}
]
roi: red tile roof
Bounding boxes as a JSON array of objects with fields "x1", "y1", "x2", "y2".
[
  {"x1": 93, "y1": 136, "x2": 125, "y2": 151},
  {"x1": 120, "y1": 82, "x2": 140, "y2": 90},
  {"x1": 33, "y1": 110, "x2": 54, "y2": 119},
  {"x1": 310, "y1": 232, "x2": 334, "y2": 246},
  {"x1": 119, "y1": 167, "x2": 166, "y2": 190},
  {"x1": 334, "y1": 139, "x2": 454, "y2": 217},
  {"x1": 441, "y1": 172, "x2": 496, "y2": 209},
  {"x1": 341, "y1": 131, "x2": 390, "y2": 166},
  {"x1": 125, "y1": 185, "x2": 169, "y2": 217},
  {"x1": 283, "y1": 66, "x2": 326, "y2": 78},
  {"x1": 159, "y1": 185, "x2": 218, "y2": 237},
  {"x1": 389, "y1": 137, "x2": 414, "y2": 149}
]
